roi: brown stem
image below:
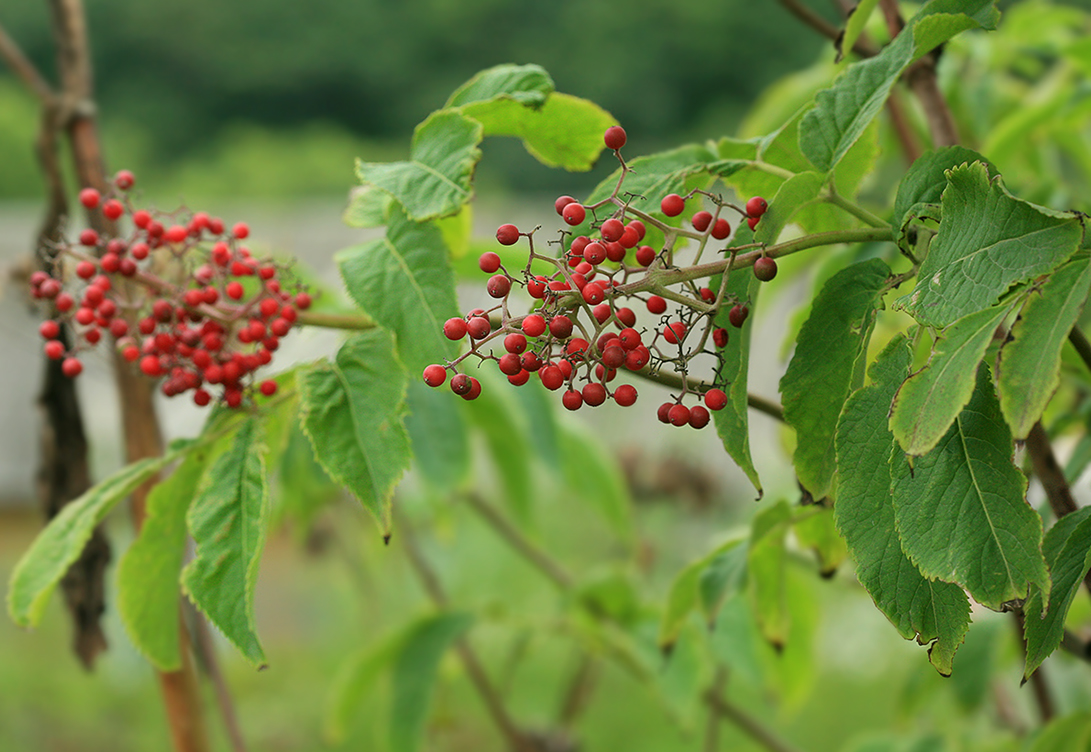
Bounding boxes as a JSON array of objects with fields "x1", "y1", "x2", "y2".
[
  {"x1": 1026, "y1": 422, "x2": 1080, "y2": 519},
  {"x1": 0, "y1": 22, "x2": 55, "y2": 101},
  {"x1": 1014, "y1": 610, "x2": 1055, "y2": 723},
  {"x1": 1069, "y1": 327, "x2": 1091, "y2": 375},
  {"x1": 885, "y1": 90, "x2": 923, "y2": 165},
  {"x1": 188, "y1": 602, "x2": 247, "y2": 752},
  {"x1": 705, "y1": 693, "x2": 807, "y2": 752},
  {"x1": 777, "y1": 0, "x2": 878, "y2": 57},
  {"x1": 398, "y1": 513, "x2": 537, "y2": 752},
  {"x1": 461, "y1": 492, "x2": 575, "y2": 591},
  {"x1": 43, "y1": 1, "x2": 213, "y2": 749}
]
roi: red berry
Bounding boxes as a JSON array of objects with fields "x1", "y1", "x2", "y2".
[
  {"x1": 668, "y1": 404, "x2": 691, "y2": 427},
  {"x1": 260, "y1": 380, "x2": 278, "y2": 397},
  {"x1": 604, "y1": 384, "x2": 633, "y2": 407},
  {"x1": 647, "y1": 296, "x2": 667, "y2": 315},
  {"x1": 44, "y1": 341, "x2": 65, "y2": 360},
  {"x1": 121, "y1": 344, "x2": 140, "y2": 362},
  {"x1": 747, "y1": 216, "x2": 760, "y2": 231},
  {"x1": 233, "y1": 222, "x2": 250, "y2": 239},
  {"x1": 461, "y1": 377, "x2": 482, "y2": 400},
  {"x1": 562, "y1": 389, "x2": 584, "y2": 411},
  {"x1": 582, "y1": 383, "x2": 607, "y2": 407},
  {"x1": 496, "y1": 224, "x2": 520, "y2": 245},
  {"x1": 583, "y1": 242, "x2": 606, "y2": 265},
  {"x1": 56, "y1": 292, "x2": 74, "y2": 312},
  {"x1": 691, "y1": 211, "x2": 713, "y2": 232},
  {"x1": 444, "y1": 318, "x2": 468, "y2": 340},
  {"x1": 713, "y1": 328, "x2": 729, "y2": 348},
  {"x1": 618, "y1": 328, "x2": 642, "y2": 350},
  {"x1": 625, "y1": 346, "x2": 651, "y2": 371},
  {"x1": 423, "y1": 364, "x2": 447, "y2": 387},
  {"x1": 295, "y1": 292, "x2": 312, "y2": 310},
  {"x1": 729, "y1": 304, "x2": 749, "y2": 328},
  {"x1": 226, "y1": 281, "x2": 244, "y2": 300},
  {"x1": 603, "y1": 126, "x2": 627, "y2": 150},
  {"x1": 479, "y1": 252, "x2": 502, "y2": 273},
  {"x1": 114, "y1": 170, "x2": 135, "y2": 190},
  {"x1": 635, "y1": 245, "x2": 656, "y2": 267},
  {"x1": 661, "y1": 194, "x2": 685, "y2": 217},
  {"x1": 62, "y1": 357, "x2": 83, "y2": 377},
  {"x1": 467, "y1": 316, "x2": 492, "y2": 339},
  {"x1": 618, "y1": 226, "x2": 639, "y2": 249},
  {"x1": 754, "y1": 257, "x2": 778, "y2": 282},
  {"x1": 487, "y1": 274, "x2": 511, "y2": 298},
  {"x1": 450, "y1": 373, "x2": 473, "y2": 395},
  {"x1": 102, "y1": 199, "x2": 124, "y2": 221},
  {"x1": 193, "y1": 389, "x2": 211, "y2": 406},
  {"x1": 601, "y1": 345, "x2": 626, "y2": 368},
  {"x1": 40, "y1": 320, "x2": 61, "y2": 340},
  {"x1": 657, "y1": 402, "x2": 673, "y2": 424},
  {"x1": 628, "y1": 220, "x2": 646, "y2": 241},
  {"x1": 79, "y1": 229, "x2": 99, "y2": 247},
  {"x1": 582, "y1": 282, "x2": 606, "y2": 305},
  {"x1": 554, "y1": 196, "x2": 576, "y2": 216},
  {"x1": 165, "y1": 225, "x2": 188, "y2": 244},
  {"x1": 562, "y1": 203, "x2": 586, "y2": 226},
  {"x1": 705, "y1": 389, "x2": 728, "y2": 411},
  {"x1": 592, "y1": 304, "x2": 612, "y2": 324},
  {"x1": 76, "y1": 261, "x2": 96, "y2": 279},
  {"x1": 711, "y1": 218, "x2": 731, "y2": 240},
  {"x1": 522, "y1": 314, "x2": 546, "y2": 338},
  {"x1": 133, "y1": 210, "x2": 152, "y2": 229},
  {"x1": 507, "y1": 369, "x2": 530, "y2": 387},
  {"x1": 600, "y1": 218, "x2": 624, "y2": 242},
  {"x1": 662, "y1": 322, "x2": 687, "y2": 345},
  {"x1": 539, "y1": 365, "x2": 564, "y2": 391},
  {"x1": 526, "y1": 276, "x2": 547, "y2": 299},
  {"x1": 746, "y1": 197, "x2": 769, "y2": 217},
  {"x1": 688, "y1": 405, "x2": 711, "y2": 429},
  {"x1": 503, "y1": 333, "x2": 527, "y2": 353},
  {"x1": 548, "y1": 315, "x2": 573, "y2": 339},
  {"x1": 498, "y1": 353, "x2": 523, "y2": 376},
  {"x1": 521, "y1": 352, "x2": 542, "y2": 372},
  {"x1": 605, "y1": 241, "x2": 626, "y2": 263},
  {"x1": 79, "y1": 188, "x2": 100, "y2": 209}
]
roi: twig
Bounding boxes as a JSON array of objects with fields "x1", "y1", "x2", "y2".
[
  {"x1": 1069, "y1": 327, "x2": 1091, "y2": 375},
  {"x1": 0, "y1": 22, "x2": 55, "y2": 102},
  {"x1": 555, "y1": 654, "x2": 600, "y2": 731},
  {"x1": 703, "y1": 666, "x2": 727, "y2": 752},
  {"x1": 189, "y1": 606, "x2": 248, "y2": 752},
  {"x1": 630, "y1": 367, "x2": 786, "y2": 423},
  {"x1": 777, "y1": 0, "x2": 878, "y2": 57},
  {"x1": 705, "y1": 692, "x2": 806, "y2": 752},
  {"x1": 1027, "y1": 422, "x2": 1080, "y2": 518},
  {"x1": 1014, "y1": 610, "x2": 1055, "y2": 723},
  {"x1": 461, "y1": 492, "x2": 575, "y2": 591},
  {"x1": 398, "y1": 512, "x2": 537, "y2": 752}
]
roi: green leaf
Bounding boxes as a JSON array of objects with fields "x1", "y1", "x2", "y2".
[
  {"x1": 559, "y1": 419, "x2": 633, "y2": 541},
  {"x1": 181, "y1": 419, "x2": 269, "y2": 667},
  {"x1": 897, "y1": 162, "x2": 1084, "y2": 327},
  {"x1": 998, "y1": 258, "x2": 1091, "y2": 439},
  {"x1": 324, "y1": 630, "x2": 404, "y2": 745},
  {"x1": 118, "y1": 448, "x2": 209, "y2": 671},
  {"x1": 356, "y1": 109, "x2": 482, "y2": 222},
  {"x1": 1027, "y1": 712, "x2": 1091, "y2": 752},
  {"x1": 890, "y1": 303, "x2": 1013, "y2": 456},
  {"x1": 780, "y1": 258, "x2": 890, "y2": 499},
  {"x1": 753, "y1": 171, "x2": 826, "y2": 245},
  {"x1": 801, "y1": 30, "x2": 915, "y2": 172},
  {"x1": 389, "y1": 612, "x2": 474, "y2": 752},
  {"x1": 658, "y1": 538, "x2": 745, "y2": 648},
  {"x1": 748, "y1": 500, "x2": 792, "y2": 649},
  {"x1": 793, "y1": 508, "x2": 848, "y2": 577},
  {"x1": 404, "y1": 380, "x2": 470, "y2": 491},
  {"x1": 838, "y1": 0, "x2": 879, "y2": 62},
  {"x1": 698, "y1": 542, "x2": 749, "y2": 628},
  {"x1": 445, "y1": 63, "x2": 554, "y2": 109},
  {"x1": 1024, "y1": 507, "x2": 1091, "y2": 679},
  {"x1": 343, "y1": 185, "x2": 393, "y2": 229},
  {"x1": 890, "y1": 146, "x2": 992, "y2": 235},
  {"x1": 8, "y1": 443, "x2": 192, "y2": 627},
  {"x1": 835, "y1": 336, "x2": 970, "y2": 675},
  {"x1": 801, "y1": 1, "x2": 998, "y2": 173},
  {"x1": 890, "y1": 368, "x2": 1049, "y2": 611},
  {"x1": 337, "y1": 204, "x2": 459, "y2": 375},
  {"x1": 712, "y1": 264, "x2": 762, "y2": 495},
  {"x1": 463, "y1": 92, "x2": 616, "y2": 171},
  {"x1": 299, "y1": 330, "x2": 412, "y2": 534}
]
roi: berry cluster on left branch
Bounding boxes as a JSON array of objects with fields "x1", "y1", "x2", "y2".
[{"x1": 29, "y1": 171, "x2": 313, "y2": 407}]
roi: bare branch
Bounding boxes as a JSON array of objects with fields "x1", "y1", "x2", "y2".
[{"x1": 0, "y1": 22, "x2": 55, "y2": 102}]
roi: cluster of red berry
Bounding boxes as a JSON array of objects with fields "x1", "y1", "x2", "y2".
[
  {"x1": 29, "y1": 170, "x2": 312, "y2": 407},
  {"x1": 422, "y1": 126, "x2": 771, "y2": 427}
]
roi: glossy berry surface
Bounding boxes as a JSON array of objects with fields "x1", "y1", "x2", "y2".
[{"x1": 603, "y1": 126, "x2": 627, "y2": 150}]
